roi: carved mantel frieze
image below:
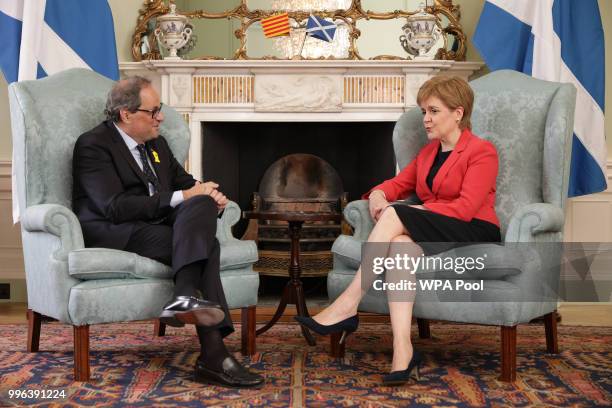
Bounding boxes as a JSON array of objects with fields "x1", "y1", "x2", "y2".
[{"x1": 255, "y1": 74, "x2": 343, "y2": 112}]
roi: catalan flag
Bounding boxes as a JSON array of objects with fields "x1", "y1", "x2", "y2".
[{"x1": 261, "y1": 13, "x2": 290, "y2": 38}]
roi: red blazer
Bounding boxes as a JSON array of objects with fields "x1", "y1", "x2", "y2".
[{"x1": 364, "y1": 128, "x2": 500, "y2": 226}]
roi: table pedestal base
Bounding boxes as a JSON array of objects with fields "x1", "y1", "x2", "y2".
[
  {"x1": 244, "y1": 213, "x2": 341, "y2": 346},
  {"x1": 256, "y1": 278, "x2": 316, "y2": 346}
]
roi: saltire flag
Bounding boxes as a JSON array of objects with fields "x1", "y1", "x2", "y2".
[
  {"x1": 473, "y1": 0, "x2": 607, "y2": 197},
  {"x1": 0, "y1": 0, "x2": 119, "y2": 83},
  {"x1": 261, "y1": 13, "x2": 290, "y2": 38},
  {"x1": 306, "y1": 15, "x2": 336, "y2": 42},
  {"x1": 0, "y1": 0, "x2": 119, "y2": 222}
]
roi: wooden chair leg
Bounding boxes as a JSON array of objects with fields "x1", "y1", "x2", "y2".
[
  {"x1": 73, "y1": 325, "x2": 90, "y2": 382},
  {"x1": 417, "y1": 318, "x2": 431, "y2": 339},
  {"x1": 330, "y1": 332, "x2": 346, "y2": 358},
  {"x1": 27, "y1": 309, "x2": 42, "y2": 352},
  {"x1": 241, "y1": 306, "x2": 256, "y2": 356},
  {"x1": 153, "y1": 319, "x2": 166, "y2": 337},
  {"x1": 544, "y1": 311, "x2": 559, "y2": 354},
  {"x1": 500, "y1": 325, "x2": 517, "y2": 382}
]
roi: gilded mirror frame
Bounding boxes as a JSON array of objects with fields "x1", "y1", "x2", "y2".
[{"x1": 132, "y1": 0, "x2": 466, "y2": 61}]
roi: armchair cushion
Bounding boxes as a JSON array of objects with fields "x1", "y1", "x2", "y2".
[
  {"x1": 332, "y1": 238, "x2": 523, "y2": 280},
  {"x1": 418, "y1": 244, "x2": 523, "y2": 280},
  {"x1": 68, "y1": 248, "x2": 173, "y2": 280},
  {"x1": 69, "y1": 239, "x2": 259, "y2": 280}
]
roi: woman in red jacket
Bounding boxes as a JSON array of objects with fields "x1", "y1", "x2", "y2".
[{"x1": 296, "y1": 76, "x2": 501, "y2": 385}]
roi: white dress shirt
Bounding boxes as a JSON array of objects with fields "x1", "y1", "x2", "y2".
[{"x1": 114, "y1": 123, "x2": 184, "y2": 208}]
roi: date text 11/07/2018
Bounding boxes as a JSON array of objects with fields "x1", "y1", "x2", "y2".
[{"x1": 373, "y1": 279, "x2": 485, "y2": 292}]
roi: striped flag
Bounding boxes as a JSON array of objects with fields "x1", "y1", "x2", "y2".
[
  {"x1": 473, "y1": 0, "x2": 607, "y2": 197},
  {"x1": 0, "y1": 0, "x2": 119, "y2": 222},
  {"x1": 0, "y1": 0, "x2": 119, "y2": 83},
  {"x1": 261, "y1": 13, "x2": 290, "y2": 38}
]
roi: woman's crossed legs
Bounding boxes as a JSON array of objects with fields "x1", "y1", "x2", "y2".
[{"x1": 312, "y1": 206, "x2": 423, "y2": 371}]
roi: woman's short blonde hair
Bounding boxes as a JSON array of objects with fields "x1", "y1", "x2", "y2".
[{"x1": 416, "y1": 76, "x2": 474, "y2": 130}]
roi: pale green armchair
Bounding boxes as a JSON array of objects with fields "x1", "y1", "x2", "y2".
[
  {"x1": 327, "y1": 70, "x2": 576, "y2": 381},
  {"x1": 9, "y1": 68, "x2": 259, "y2": 381}
]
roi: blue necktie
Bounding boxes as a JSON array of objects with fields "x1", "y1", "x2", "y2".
[{"x1": 136, "y1": 144, "x2": 161, "y2": 193}]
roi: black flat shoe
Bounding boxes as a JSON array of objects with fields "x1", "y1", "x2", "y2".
[
  {"x1": 194, "y1": 356, "x2": 264, "y2": 388},
  {"x1": 160, "y1": 296, "x2": 225, "y2": 327},
  {"x1": 382, "y1": 350, "x2": 423, "y2": 386},
  {"x1": 294, "y1": 315, "x2": 359, "y2": 344}
]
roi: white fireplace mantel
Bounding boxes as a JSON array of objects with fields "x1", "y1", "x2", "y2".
[{"x1": 119, "y1": 60, "x2": 484, "y2": 180}]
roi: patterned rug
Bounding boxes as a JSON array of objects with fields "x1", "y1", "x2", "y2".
[{"x1": 0, "y1": 321, "x2": 610, "y2": 407}]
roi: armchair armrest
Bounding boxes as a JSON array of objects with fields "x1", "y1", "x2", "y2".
[
  {"x1": 22, "y1": 204, "x2": 85, "y2": 260},
  {"x1": 20, "y1": 204, "x2": 84, "y2": 324},
  {"x1": 504, "y1": 203, "x2": 564, "y2": 242},
  {"x1": 216, "y1": 200, "x2": 242, "y2": 243},
  {"x1": 343, "y1": 200, "x2": 373, "y2": 241},
  {"x1": 215, "y1": 200, "x2": 259, "y2": 269},
  {"x1": 343, "y1": 195, "x2": 421, "y2": 241}
]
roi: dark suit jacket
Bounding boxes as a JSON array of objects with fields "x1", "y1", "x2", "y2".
[
  {"x1": 364, "y1": 128, "x2": 499, "y2": 226},
  {"x1": 72, "y1": 120, "x2": 196, "y2": 249}
]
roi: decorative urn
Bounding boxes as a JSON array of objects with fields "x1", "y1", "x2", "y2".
[
  {"x1": 154, "y1": 3, "x2": 193, "y2": 60},
  {"x1": 400, "y1": 3, "x2": 442, "y2": 60}
]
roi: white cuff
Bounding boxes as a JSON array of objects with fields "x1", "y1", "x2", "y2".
[{"x1": 170, "y1": 190, "x2": 185, "y2": 208}]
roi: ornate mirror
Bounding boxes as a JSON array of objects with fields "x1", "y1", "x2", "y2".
[{"x1": 132, "y1": 0, "x2": 466, "y2": 60}]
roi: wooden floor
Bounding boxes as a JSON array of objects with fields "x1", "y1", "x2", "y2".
[
  {"x1": 556, "y1": 303, "x2": 612, "y2": 326},
  {"x1": 0, "y1": 302, "x2": 610, "y2": 326}
]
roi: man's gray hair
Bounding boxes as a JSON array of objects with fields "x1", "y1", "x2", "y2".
[{"x1": 105, "y1": 76, "x2": 152, "y2": 122}]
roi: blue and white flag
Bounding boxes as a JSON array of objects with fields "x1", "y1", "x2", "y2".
[
  {"x1": 0, "y1": 0, "x2": 119, "y2": 84},
  {"x1": 306, "y1": 15, "x2": 336, "y2": 42},
  {"x1": 473, "y1": 0, "x2": 606, "y2": 197},
  {"x1": 0, "y1": 0, "x2": 119, "y2": 222}
]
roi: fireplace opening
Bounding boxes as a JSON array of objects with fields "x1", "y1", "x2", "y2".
[
  {"x1": 202, "y1": 121, "x2": 396, "y2": 302},
  {"x1": 202, "y1": 121, "x2": 396, "y2": 238}
]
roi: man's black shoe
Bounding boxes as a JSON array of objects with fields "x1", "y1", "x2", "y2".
[
  {"x1": 159, "y1": 296, "x2": 225, "y2": 327},
  {"x1": 159, "y1": 309, "x2": 185, "y2": 327},
  {"x1": 194, "y1": 356, "x2": 264, "y2": 388}
]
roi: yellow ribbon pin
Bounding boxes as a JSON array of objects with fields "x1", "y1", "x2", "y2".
[{"x1": 152, "y1": 150, "x2": 160, "y2": 163}]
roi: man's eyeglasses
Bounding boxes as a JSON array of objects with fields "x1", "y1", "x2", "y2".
[{"x1": 135, "y1": 102, "x2": 163, "y2": 119}]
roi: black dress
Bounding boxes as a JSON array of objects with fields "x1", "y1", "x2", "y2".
[{"x1": 391, "y1": 146, "x2": 501, "y2": 255}]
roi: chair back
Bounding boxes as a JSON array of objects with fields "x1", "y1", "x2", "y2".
[
  {"x1": 392, "y1": 70, "x2": 576, "y2": 238},
  {"x1": 8, "y1": 68, "x2": 190, "y2": 215}
]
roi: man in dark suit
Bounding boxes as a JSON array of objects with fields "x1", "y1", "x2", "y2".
[{"x1": 72, "y1": 76, "x2": 263, "y2": 388}]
